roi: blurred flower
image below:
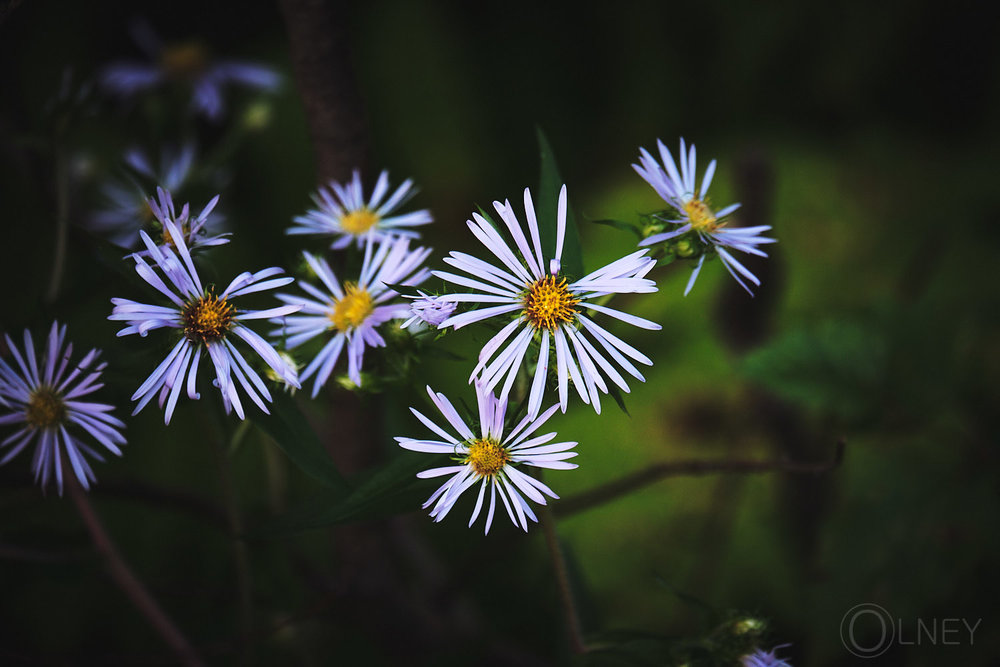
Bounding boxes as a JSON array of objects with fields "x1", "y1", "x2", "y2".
[
  {"x1": 0, "y1": 323, "x2": 125, "y2": 494},
  {"x1": 109, "y1": 219, "x2": 300, "y2": 423},
  {"x1": 100, "y1": 20, "x2": 281, "y2": 121},
  {"x1": 287, "y1": 170, "x2": 432, "y2": 250},
  {"x1": 397, "y1": 382, "x2": 577, "y2": 534},
  {"x1": 742, "y1": 645, "x2": 793, "y2": 666},
  {"x1": 399, "y1": 291, "x2": 457, "y2": 331},
  {"x1": 270, "y1": 237, "x2": 431, "y2": 395},
  {"x1": 436, "y1": 185, "x2": 660, "y2": 418},
  {"x1": 634, "y1": 138, "x2": 776, "y2": 295},
  {"x1": 90, "y1": 144, "x2": 197, "y2": 248}
]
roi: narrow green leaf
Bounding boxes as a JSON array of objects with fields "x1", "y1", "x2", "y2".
[
  {"x1": 251, "y1": 393, "x2": 350, "y2": 493},
  {"x1": 536, "y1": 127, "x2": 585, "y2": 280},
  {"x1": 606, "y1": 383, "x2": 631, "y2": 417},
  {"x1": 257, "y1": 449, "x2": 432, "y2": 533},
  {"x1": 589, "y1": 218, "x2": 643, "y2": 240}
]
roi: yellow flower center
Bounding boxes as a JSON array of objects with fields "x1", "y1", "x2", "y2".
[
  {"x1": 26, "y1": 387, "x2": 66, "y2": 429},
  {"x1": 330, "y1": 282, "x2": 374, "y2": 332},
  {"x1": 182, "y1": 292, "x2": 234, "y2": 344},
  {"x1": 160, "y1": 219, "x2": 192, "y2": 249},
  {"x1": 160, "y1": 43, "x2": 209, "y2": 80},
  {"x1": 683, "y1": 198, "x2": 720, "y2": 232},
  {"x1": 340, "y1": 208, "x2": 380, "y2": 235},
  {"x1": 522, "y1": 275, "x2": 579, "y2": 331},
  {"x1": 465, "y1": 438, "x2": 510, "y2": 477}
]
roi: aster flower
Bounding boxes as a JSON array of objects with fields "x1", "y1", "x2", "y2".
[
  {"x1": 0, "y1": 323, "x2": 126, "y2": 494},
  {"x1": 634, "y1": 138, "x2": 776, "y2": 295},
  {"x1": 742, "y1": 645, "x2": 793, "y2": 667},
  {"x1": 287, "y1": 170, "x2": 433, "y2": 249},
  {"x1": 137, "y1": 187, "x2": 229, "y2": 256},
  {"x1": 399, "y1": 291, "x2": 457, "y2": 331},
  {"x1": 436, "y1": 185, "x2": 660, "y2": 419},
  {"x1": 109, "y1": 219, "x2": 301, "y2": 423},
  {"x1": 100, "y1": 20, "x2": 280, "y2": 121},
  {"x1": 397, "y1": 383, "x2": 577, "y2": 534},
  {"x1": 270, "y1": 237, "x2": 432, "y2": 396},
  {"x1": 90, "y1": 144, "x2": 196, "y2": 248}
]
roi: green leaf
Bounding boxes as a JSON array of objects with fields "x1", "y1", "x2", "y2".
[
  {"x1": 251, "y1": 393, "x2": 350, "y2": 493},
  {"x1": 257, "y1": 449, "x2": 432, "y2": 534},
  {"x1": 742, "y1": 319, "x2": 889, "y2": 424},
  {"x1": 536, "y1": 127, "x2": 585, "y2": 280},
  {"x1": 589, "y1": 217, "x2": 643, "y2": 240},
  {"x1": 606, "y1": 383, "x2": 631, "y2": 417}
]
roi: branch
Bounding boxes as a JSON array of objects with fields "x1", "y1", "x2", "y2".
[
  {"x1": 279, "y1": 0, "x2": 368, "y2": 183},
  {"x1": 555, "y1": 439, "x2": 845, "y2": 518},
  {"x1": 67, "y1": 475, "x2": 204, "y2": 666}
]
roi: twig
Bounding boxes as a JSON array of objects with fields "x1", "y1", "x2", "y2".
[
  {"x1": 67, "y1": 473, "x2": 203, "y2": 666},
  {"x1": 556, "y1": 439, "x2": 845, "y2": 518},
  {"x1": 539, "y1": 500, "x2": 587, "y2": 654}
]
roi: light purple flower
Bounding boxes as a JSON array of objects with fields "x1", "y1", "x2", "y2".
[
  {"x1": 135, "y1": 187, "x2": 229, "y2": 256},
  {"x1": 109, "y1": 219, "x2": 301, "y2": 423},
  {"x1": 287, "y1": 170, "x2": 433, "y2": 250},
  {"x1": 0, "y1": 323, "x2": 126, "y2": 494},
  {"x1": 435, "y1": 185, "x2": 660, "y2": 419},
  {"x1": 634, "y1": 138, "x2": 777, "y2": 295},
  {"x1": 400, "y1": 291, "x2": 457, "y2": 330},
  {"x1": 397, "y1": 383, "x2": 577, "y2": 534},
  {"x1": 742, "y1": 645, "x2": 793, "y2": 666},
  {"x1": 271, "y1": 237, "x2": 431, "y2": 395},
  {"x1": 100, "y1": 20, "x2": 280, "y2": 121}
]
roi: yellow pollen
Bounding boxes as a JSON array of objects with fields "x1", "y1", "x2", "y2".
[
  {"x1": 160, "y1": 219, "x2": 191, "y2": 249},
  {"x1": 26, "y1": 387, "x2": 66, "y2": 429},
  {"x1": 182, "y1": 292, "x2": 234, "y2": 344},
  {"x1": 160, "y1": 42, "x2": 209, "y2": 80},
  {"x1": 465, "y1": 438, "x2": 509, "y2": 477},
  {"x1": 330, "y1": 283, "x2": 374, "y2": 332},
  {"x1": 683, "y1": 198, "x2": 721, "y2": 232},
  {"x1": 522, "y1": 275, "x2": 579, "y2": 331},
  {"x1": 340, "y1": 208, "x2": 380, "y2": 235}
]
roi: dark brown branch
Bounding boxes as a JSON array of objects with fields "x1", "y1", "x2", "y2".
[
  {"x1": 67, "y1": 475, "x2": 204, "y2": 666},
  {"x1": 555, "y1": 439, "x2": 845, "y2": 518},
  {"x1": 279, "y1": 0, "x2": 369, "y2": 183}
]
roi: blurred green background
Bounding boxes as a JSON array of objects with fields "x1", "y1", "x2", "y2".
[{"x1": 1, "y1": 0, "x2": 998, "y2": 665}]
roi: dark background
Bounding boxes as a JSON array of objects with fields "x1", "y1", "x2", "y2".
[{"x1": 1, "y1": 0, "x2": 998, "y2": 665}]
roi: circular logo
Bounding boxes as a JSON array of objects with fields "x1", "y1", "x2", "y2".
[{"x1": 840, "y1": 603, "x2": 895, "y2": 658}]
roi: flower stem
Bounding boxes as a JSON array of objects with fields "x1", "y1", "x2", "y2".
[
  {"x1": 539, "y1": 502, "x2": 587, "y2": 654},
  {"x1": 45, "y1": 150, "x2": 69, "y2": 303},
  {"x1": 212, "y1": 432, "x2": 254, "y2": 662},
  {"x1": 66, "y1": 475, "x2": 203, "y2": 666}
]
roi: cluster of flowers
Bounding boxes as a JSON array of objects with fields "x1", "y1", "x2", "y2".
[{"x1": 1, "y1": 139, "x2": 775, "y2": 538}]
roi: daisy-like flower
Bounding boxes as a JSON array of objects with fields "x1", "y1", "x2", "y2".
[
  {"x1": 287, "y1": 170, "x2": 432, "y2": 249},
  {"x1": 397, "y1": 383, "x2": 577, "y2": 534},
  {"x1": 100, "y1": 20, "x2": 281, "y2": 121},
  {"x1": 634, "y1": 138, "x2": 776, "y2": 295},
  {"x1": 90, "y1": 144, "x2": 196, "y2": 248},
  {"x1": 271, "y1": 237, "x2": 432, "y2": 396},
  {"x1": 399, "y1": 291, "x2": 457, "y2": 331},
  {"x1": 109, "y1": 219, "x2": 301, "y2": 423},
  {"x1": 436, "y1": 185, "x2": 660, "y2": 419},
  {"x1": 138, "y1": 186, "x2": 229, "y2": 256},
  {"x1": 742, "y1": 645, "x2": 793, "y2": 667},
  {"x1": 0, "y1": 323, "x2": 126, "y2": 494}
]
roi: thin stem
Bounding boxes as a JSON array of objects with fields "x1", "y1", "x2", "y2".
[
  {"x1": 212, "y1": 432, "x2": 254, "y2": 663},
  {"x1": 539, "y1": 501, "x2": 587, "y2": 655},
  {"x1": 556, "y1": 439, "x2": 846, "y2": 518},
  {"x1": 45, "y1": 150, "x2": 69, "y2": 303},
  {"x1": 66, "y1": 474, "x2": 203, "y2": 666}
]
